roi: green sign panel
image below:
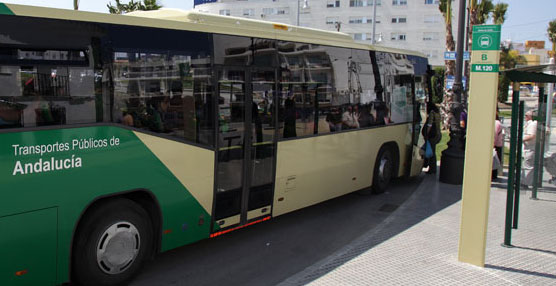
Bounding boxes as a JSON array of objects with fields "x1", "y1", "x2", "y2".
[
  {"x1": 471, "y1": 64, "x2": 499, "y2": 73},
  {"x1": 472, "y1": 25, "x2": 501, "y2": 51}
]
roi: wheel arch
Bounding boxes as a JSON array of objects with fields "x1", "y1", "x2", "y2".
[{"x1": 69, "y1": 189, "x2": 162, "y2": 282}]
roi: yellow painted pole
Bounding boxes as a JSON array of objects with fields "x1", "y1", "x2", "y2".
[{"x1": 458, "y1": 25, "x2": 501, "y2": 267}]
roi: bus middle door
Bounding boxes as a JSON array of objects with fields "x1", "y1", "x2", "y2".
[{"x1": 213, "y1": 67, "x2": 276, "y2": 232}]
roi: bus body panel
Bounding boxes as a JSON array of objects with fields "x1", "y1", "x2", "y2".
[
  {"x1": 0, "y1": 208, "x2": 57, "y2": 286},
  {"x1": 0, "y1": 126, "x2": 213, "y2": 285},
  {"x1": 273, "y1": 124, "x2": 411, "y2": 217},
  {"x1": 410, "y1": 145, "x2": 425, "y2": 176}
]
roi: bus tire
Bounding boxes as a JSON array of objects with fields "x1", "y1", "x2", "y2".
[
  {"x1": 72, "y1": 198, "x2": 153, "y2": 286},
  {"x1": 372, "y1": 146, "x2": 394, "y2": 194}
]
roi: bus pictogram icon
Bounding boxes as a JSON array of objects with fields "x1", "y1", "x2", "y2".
[{"x1": 478, "y1": 35, "x2": 492, "y2": 49}]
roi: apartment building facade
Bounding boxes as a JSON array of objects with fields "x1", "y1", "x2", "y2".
[{"x1": 194, "y1": 0, "x2": 460, "y2": 66}]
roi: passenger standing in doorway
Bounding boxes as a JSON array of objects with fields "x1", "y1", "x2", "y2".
[
  {"x1": 423, "y1": 103, "x2": 441, "y2": 174},
  {"x1": 521, "y1": 110, "x2": 537, "y2": 188}
]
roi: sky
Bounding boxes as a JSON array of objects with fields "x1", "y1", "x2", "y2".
[{"x1": 2, "y1": 0, "x2": 555, "y2": 48}]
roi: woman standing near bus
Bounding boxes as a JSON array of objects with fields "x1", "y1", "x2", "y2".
[{"x1": 423, "y1": 103, "x2": 441, "y2": 174}]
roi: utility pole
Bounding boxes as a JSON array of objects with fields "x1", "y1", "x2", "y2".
[
  {"x1": 296, "y1": 0, "x2": 300, "y2": 26},
  {"x1": 371, "y1": 0, "x2": 377, "y2": 44},
  {"x1": 73, "y1": 0, "x2": 79, "y2": 10}
]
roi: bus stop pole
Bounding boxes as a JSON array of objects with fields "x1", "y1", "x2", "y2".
[
  {"x1": 513, "y1": 101, "x2": 525, "y2": 229},
  {"x1": 531, "y1": 86, "x2": 545, "y2": 200},
  {"x1": 537, "y1": 88, "x2": 547, "y2": 186},
  {"x1": 503, "y1": 84, "x2": 520, "y2": 246}
]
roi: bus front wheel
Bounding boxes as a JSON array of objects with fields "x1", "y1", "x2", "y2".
[
  {"x1": 72, "y1": 198, "x2": 153, "y2": 286},
  {"x1": 372, "y1": 146, "x2": 394, "y2": 194}
]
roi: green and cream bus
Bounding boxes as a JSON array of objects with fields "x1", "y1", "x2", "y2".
[{"x1": 0, "y1": 3, "x2": 429, "y2": 285}]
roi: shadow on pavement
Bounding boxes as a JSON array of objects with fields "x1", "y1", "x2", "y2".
[
  {"x1": 131, "y1": 177, "x2": 427, "y2": 286},
  {"x1": 485, "y1": 264, "x2": 556, "y2": 279},
  {"x1": 511, "y1": 245, "x2": 556, "y2": 256},
  {"x1": 280, "y1": 174, "x2": 463, "y2": 285}
]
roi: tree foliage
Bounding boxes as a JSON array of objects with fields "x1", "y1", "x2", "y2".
[
  {"x1": 107, "y1": 0, "x2": 162, "y2": 14},
  {"x1": 498, "y1": 44, "x2": 525, "y2": 102},
  {"x1": 548, "y1": 19, "x2": 556, "y2": 56},
  {"x1": 492, "y1": 2, "x2": 508, "y2": 25},
  {"x1": 476, "y1": 0, "x2": 494, "y2": 24}
]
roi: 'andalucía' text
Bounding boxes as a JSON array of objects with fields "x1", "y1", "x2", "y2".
[{"x1": 12, "y1": 155, "x2": 83, "y2": 176}]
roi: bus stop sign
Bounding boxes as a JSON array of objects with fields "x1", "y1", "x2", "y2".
[
  {"x1": 471, "y1": 25, "x2": 501, "y2": 73},
  {"x1": 472, "y1": 25, "x2": 501, "y2": 51}
]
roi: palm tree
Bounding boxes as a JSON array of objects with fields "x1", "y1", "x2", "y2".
[
  {"x1": 107, "y1": 0, "x2": 162, "y2": 14},
  {"x1": 548, "y1": 19, "x2": 556, "y2": 60},
  {"x1": 439, "y1": 0, "x2": 456, "y2": 77},
  {"x1": 141, "y1": 0, "x2": 162, "y2": 10},
  {"x1": 438, "y1": 0, "x2": 456, "y2": 129},
  {"x1": 492, "y1": 2, "x2": 508, "y2": 25},
  {"x1": 476, "y1": 0, "x2": 493, "y2": 24}
]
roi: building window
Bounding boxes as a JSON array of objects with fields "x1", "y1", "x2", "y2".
[
  {"x1": 360, "y1": 0, "x2": 381, "y2": 5},
  {"x1": 219, "y1": 9, "x2": 230, "y2": 16},
  {"x1": 390, "y1": 33, "x2": 406, "y2": 41},
  {"x1": 350, "y1": 0, "x2": 367, "y2": 7},
  {"x1": 326, "y1": 17, "x2": 339, "y2": 24},
  {"x1": 277, "y1": 7, "x2": 289, "y2": 14},
  {"x1": 424, "y1": 15, "x2": 441, "y2": 23},
  {"x1": 425, "y1": 0, "x2": 439, "y2": 4},
  {"x1": 263, "y1": 8, "x2": 275, "y2": 15},
  {"x1": 327, "y1": 0, "x2": 340, "y2": 8},
  {"x1": 243, "y1": 9, "x2": 254, "y2": 16},
  {"x1": 423, "y1": 32, "x2": 439, "y2": 41},
  {"x1": 351, "y1": 33, "x2": 373, "y2": 41},
  {"x1": 349, "y1": 16, "x2": 374, "y2": 24},
  {"x1": 349, "y1": 17, "x2": 363, "y2": 24},
  {"x1": 392, "y1": 0, "x2": 407, "y2": 5},
  {"x1": 391, "y1": 17, "x2": 407, "y2": 23}
]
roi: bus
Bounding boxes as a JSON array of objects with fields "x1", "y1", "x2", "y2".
[{"x1": 0, "y1": 3, "x2": 429, "y2": 285}]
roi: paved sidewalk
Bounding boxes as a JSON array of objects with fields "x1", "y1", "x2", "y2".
[{"x1": 278, "y1": 173, "x2": 556, "y2": 285}]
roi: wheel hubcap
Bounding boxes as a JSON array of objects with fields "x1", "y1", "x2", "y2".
[
  {"x1": 378, "y1": 153, "x2": 391, "y2": 184},
  {"x1": 96, "y1": 221, "x2": 140, "y2": 275}
]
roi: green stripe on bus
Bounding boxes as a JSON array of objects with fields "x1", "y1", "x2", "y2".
[{"x1": 0, "y1": 3, "x2": 15, "y2": 15}]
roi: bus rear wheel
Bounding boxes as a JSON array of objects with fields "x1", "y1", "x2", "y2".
[
  {"x1": 372, "y1": 146, "x2": 394, "y2": 194},
  {"x1": 73, "y1": 198, "x2": 153, "y2": 286}
]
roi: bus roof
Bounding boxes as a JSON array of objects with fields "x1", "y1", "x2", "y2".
[{"x1": 0, "y1": 3, "x2": 426, "y2": 58}]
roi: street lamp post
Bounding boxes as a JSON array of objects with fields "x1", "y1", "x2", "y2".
[
  {"x1": 296, "y1": 0, "x2": 308, "y2": 26},
  {"x1": 439, "y1": 0, "x2": 467, "y2": 184}
]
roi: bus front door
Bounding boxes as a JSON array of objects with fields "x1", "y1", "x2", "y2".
[{"x1": 213, "y1": 67, "x2": 276, "y2": 231}]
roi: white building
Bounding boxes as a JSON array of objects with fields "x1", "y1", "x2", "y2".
[{"x1": 194, "y1": 0, "x2": 461, "y2": 66}]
